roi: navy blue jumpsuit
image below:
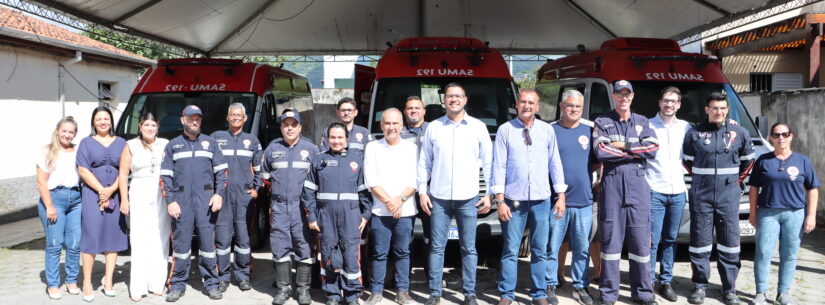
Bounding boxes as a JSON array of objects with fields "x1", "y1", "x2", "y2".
[
  {"x1": 160, "y1": 133, "x2": 228, "y2": 292},
  {"x1": 302, "y1": 149, "x2": 372, "y2": 302},
  {"x1": 592, "y1": 111, "x2": 659, "y2": 302},
  {"x1": 320, "y1": 124, "x2": 371, "y2": 155},
  {"x1": 682, "y1": 122, "x2": 755, "y2": 293},
  {"x1": 211, "y1": 130, "x2": 262, "y2": 284},
  {"x1": 262, "y1": 138, "x2": 319, "y2": 263}
]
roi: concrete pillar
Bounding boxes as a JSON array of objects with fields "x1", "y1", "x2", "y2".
[{"x1": 807, "y1": 23, "x2": 822, "y2": 87}]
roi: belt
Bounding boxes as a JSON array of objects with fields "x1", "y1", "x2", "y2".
[
  {"x1": 170, "y1": 184, "x2": 214, "y2": 191},
  {"x1": 52, "y1": 185, "x2": 80, "y2": 191}
]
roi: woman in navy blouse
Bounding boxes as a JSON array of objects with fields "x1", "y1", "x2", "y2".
[{"x1": 748, "y1": 123, "x2": 819, "y2": 305}]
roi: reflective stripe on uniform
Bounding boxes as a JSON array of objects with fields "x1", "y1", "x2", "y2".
[
  {"x1": 293, "y1": 161, "x2": 311, "y2": 169},
  {"x1": 194, "y1": 151, "x2": 213, "y2": 159},
  {"x1": 641, "y1": 137, "x2": 658, "y2": 144},
  {"x1": 298, "y1": 257, "x2": 314, "y2": 264},
  {"x1": 213, "y1": 163, "x2": 228, "y2": 173},
  {"x1": 349, "y1": 143, "x2": 365, "y2": 150},
  {"x1": 172, "y1": 152, "x2": 191, "y2": 160},
  {"x1": 684, "y1": 155, "x2": 694, "y2": 161},
  {"x1": 303, "y1": 181, "x2": 318, "y2": 190},
  {"x1": 741, "y1": 153, "x2": 756, "y2": 161},
  {"x1": 601, "y1": 252, "x2": 621, "y2": 261},
  {"x1": 199, "y1": 250, "x2": 216, "y2": 258},
  {"x1": 341, "y1": 270, "x2": 362, "y2": 280},
  {"x1": 216, "y1": 247, "x2": 232, "y2": 256},
  {"x1": 262, "y1": 172, "x2": 272, "y2": 180},
  {"x1": 717, "y1": 244, "x2": 740, "y2": 254},
  {"x1": 173, "y1": 250, "x2": 191, "y2": 260},
  {"x1": 253, "y1": 165, "x2": 261, "y2": 171},
  {"x1": 160, "y1": 169, "x2": 174, "y2": 177},
  {"x1": 596, "y1": 136, "x2": 611, "y2": 143},
  {"x1": 274, "y1": 255, "x2": 293, "y2": 262},
  {"x1": 317, "y1": 193, "x2": 359, "y2": 200},
  {"x1": 271, "y1": 161, "x2": 288, "y2": 169},
  {"x1": 691, "y1": 167, "x2": 739, "y2": 175},
  {"x1": 236, "y1": 150, "x2": 254, "y2": 157},
  {"x1": 628, "y1": 253, "x2": 650, "y2": 263},
  {"x1": 689, "y1": 245, "x2": 712, "y2": 254},
  {"x1": 221, "y1": 150, "x2": 234, "y2": 156},
  {"x1": 235, "y1": 247, "x2": 251, "y2": 255}
]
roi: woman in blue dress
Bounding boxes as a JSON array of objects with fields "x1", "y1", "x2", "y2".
[{"x1": 76, "y1": 107, "x2": 128, "y2": 302}]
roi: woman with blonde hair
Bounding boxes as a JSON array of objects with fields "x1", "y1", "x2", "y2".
[
  {"x1": 36, "y1": 116, "x2": 81, "y2": 299},
  {"x1": 117, "y1": 113, "x2": 170, "y2": 302}
]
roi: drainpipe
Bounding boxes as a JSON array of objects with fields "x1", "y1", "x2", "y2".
[{"x1": 58, "y1": 51, "x2": 83, "y2": 118}]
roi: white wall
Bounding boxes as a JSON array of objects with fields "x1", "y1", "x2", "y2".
[
  {"x1": 0, "y1": 45, "x2": 141, "y2": 180},
  {"x1": 322, "y1": 56, "x2": 357, "y2": 88}
]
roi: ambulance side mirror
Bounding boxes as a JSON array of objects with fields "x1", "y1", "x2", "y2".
[{"x1": 755, "y1": 115, "x2": 768, "y2": 138}]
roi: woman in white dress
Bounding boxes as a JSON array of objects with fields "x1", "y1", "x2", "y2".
[{"x1": 118, "y1": 113, "x2": 171, "y2": 302}]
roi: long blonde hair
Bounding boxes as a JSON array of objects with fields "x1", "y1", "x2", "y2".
[{"x1": 45, "y1": 116, "x2": 78, "y2": 171}]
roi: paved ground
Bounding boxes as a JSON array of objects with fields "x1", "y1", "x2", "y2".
[{"x1": 2, "y1": 217, "x2": 825, "y2": 305}]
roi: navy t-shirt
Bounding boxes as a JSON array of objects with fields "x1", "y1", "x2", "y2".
[
  {"x1": 748, "y1": 152, "x2": 820, "y2": 209},
  {"x1": 551, "y1": 121, "x2": 594, "y2": 207}
]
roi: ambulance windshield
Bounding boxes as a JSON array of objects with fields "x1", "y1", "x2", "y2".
[
  {"x1": 371, "y1": 77, "x2": 516, "y2": 134},
  {"x1": 116, "y1": 92, "x2": 257, "y2": 139}
]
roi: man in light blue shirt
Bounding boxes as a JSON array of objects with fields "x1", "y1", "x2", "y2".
[
  {"x1": 418, "y1": 83, "x2": 492, "y2": 305},
  {"x1": 491, "y1": 89, "x2": 566, "y2": 305}
]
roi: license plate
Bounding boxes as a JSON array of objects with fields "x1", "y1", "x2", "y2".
[
  {"x1": 448, "y1": 226, "x2": 460, "y2": 240},
  {"x1": 739, "y1": 220, "x2": 756, "y2": 236}
]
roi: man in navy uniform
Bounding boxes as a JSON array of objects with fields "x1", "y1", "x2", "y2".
[
  {"x1": 303, "y1": 123, "x2": 372, "y2": 305},
  {"x1": 211, "y1": 103, "x2": 261, "y2": 292},
  {"x1": 320, "y1": 97, "x2": 371, "y2": 155},
  {"x1": 160, "y1": 105, "x2": 228, "y2": 302},
  {"x1": 592, "y1": 81, "x2": 659, "y2": 305},
  {"x1": 682, "y1": 92, "x2": 755, "y2": 305},
  {"x1": 263, "y1": 109, "x2": 319, "y2": 305}
]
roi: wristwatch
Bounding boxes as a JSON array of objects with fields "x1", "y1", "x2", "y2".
[
  {"x1": 400, "y1": 193, "x2": 408, "y2": 202},
  {"x1": 492, "y1": 198, "x2": 504, "y2": 207}
]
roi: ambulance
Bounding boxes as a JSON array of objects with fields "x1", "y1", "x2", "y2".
[
  {"x1": 535, "y1": 37, "x2": 771, "y2": 243},
  {"x1": 355, "y1": 37, "x2": 520, "y2": 243},
  {"x1": 115, "y1": 58, "x2": 314, "y2": 248}
]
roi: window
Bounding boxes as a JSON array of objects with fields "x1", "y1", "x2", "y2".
[
  {"x1": 749, "y1": 73, "x2": 772, "y2": 92},
  {"x1": 98, "y1": 81, "x2": 116, "y2": 101},
  {"x1": 588, "y1": 83, "x2": 611, "y2": 120}
]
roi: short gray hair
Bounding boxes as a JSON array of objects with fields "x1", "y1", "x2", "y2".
[
  {"x1": 381, "y1": 107, "x2": 402, "y2": 122},
  {"x1": 228, "y1": 102, "x2": 246, "y2": 113},
  {"x1": 561, "y1": 90, "x2": 584, "y2": 103}
]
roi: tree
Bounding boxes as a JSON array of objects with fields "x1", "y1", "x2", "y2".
[{"x1": 83, "y1": 26, "x2": 182, "y2": 60}]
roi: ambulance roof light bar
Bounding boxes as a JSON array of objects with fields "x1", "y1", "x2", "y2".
[{"x1": 628, "y1": 55, "x2": 720, "y2": 70}]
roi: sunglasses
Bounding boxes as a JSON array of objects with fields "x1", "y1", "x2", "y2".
[
  {"x1": 770, "y1": 132, "x2": 792, "y2": 138},
  {"x1": 522, "y1": 128, "x2": 532, "y2": 146}
]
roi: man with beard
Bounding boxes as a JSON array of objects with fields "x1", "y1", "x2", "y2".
[{"x1": 320, "y1": 97, "x2": 371, "y2": 156}]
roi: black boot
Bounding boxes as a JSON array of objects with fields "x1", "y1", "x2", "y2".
[
  {"x1": 271, "y1": 261, "x2": 292, "y2": 305},
  {"x1": 295, "y1": 261, "x2": 313, "y2": 305}
]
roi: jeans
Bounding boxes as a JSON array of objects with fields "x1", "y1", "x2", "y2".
[
  {"x1": 649, "y1": 191, "x2": 686, "y2": 284},
  {"x1": 547, "y1": 204, "x2": 592, "y2": 290},
  {"x1": 429, "y1": 196, "x2": 479, "y2": 297},
  {"x1": 369, "y1": 216, "x2": 414, "y2": 293},
  {"x1": 754, "y1": 207, "x2": 804, "y2": 294},
  {"x1": 38, "y1": 186, "x2": 82, "y2": 288},
  {"x1": 499, "y1": 198, "x2": 550, "y2": 300}
]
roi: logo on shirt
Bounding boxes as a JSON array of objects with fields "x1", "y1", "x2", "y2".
[
  {"x1": 300, "y1": 149, "x2": 309, "y2": 160},
  {"x1": 787, "y1": 166, "x2": 800, "y2": 181},
  {"x1": 201, "y1": 141, "x2": 210, "y2": 150},
  {"x1": 272, "y1": 151, "x2": 285, "y2": 158},
  {"x1": 355, "y1": 133, "x2": 363, "y2": 142},
  {"x1": 172, "y1": 144, "x2": 184, "y2": 150},
  {"x1": 350, "y1": 161, "x2": 359, "y2": 172},
  {"x1": 216, "y1": 139, "x2": 227, "y2": 147},
  {"x1": 243, "y1": 139, "x2": 251, "y2": 149},
  {"x1": 635, "y1": 125, "x2": 643, "y2": 135},
  {"x1": 578, "y1": 135, "x2": 589, "y2": 150}
]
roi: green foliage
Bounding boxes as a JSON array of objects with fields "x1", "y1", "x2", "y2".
[{"x1": 83, "y1": 26, "x2": 180, "y2": 60}]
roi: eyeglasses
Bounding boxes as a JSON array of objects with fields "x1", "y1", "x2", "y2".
[
  {"x1": 338, "y1": 108, "x2": 356, "y2": 113},
  {"x1": 661, "y1": 99, "x2": 680, "y2": 104},
  {"x1": 613, "y1": 92, "x2": 632, "y2": 98},
  {"x1": 445, "y1": 94, "x2": 466, "y2": 99},
  {"x1": 770, "y1": 132, "x2": 791, "y2": 138},
  {"x1": 778, "y1": 159, "x2": 787, "y2": 171},
  {"x1": 522, "y1": 128, "x2": 532, "y2": 145},
  {"x1": 228, "y1": 113, "x2": 245, "y2": 118}
]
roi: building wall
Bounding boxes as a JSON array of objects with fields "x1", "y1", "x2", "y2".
[
  {"x1": 0, "y1": 45, "x2": 141, "y2": 222},
  {"x1": 722, "y1": 50, "x2": 808, "y2": 93}
]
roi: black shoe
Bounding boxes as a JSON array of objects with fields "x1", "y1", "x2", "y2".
[
  {"x1": 572, "y1": 287, "x2": 594, "y2": 305},
  {"x1": 325, "y1": 299, "x2": 340, "y2": 305},
  {"x1": 688, "y1": 288, "x2": 705, "y2": 304},
  {"x1": 463, "y1": 296, "x2": 478, "y2": 305},
  {"x1": 723, "y1": 292, "x2": 740, "y2": 305},
  {"x1": 296, "y1": 288, "x2": 312, "y2": 305},
  {"x1": 531, "y1": 298, "x2": 548, "y2": 305},
  {"x1": 425, "y1": 296, "x2": 441, "y2": 305},
  {"x1": 273, "y1": 289, "x2": 291, "y2": 305},
  {"x1": 219, "y1": 281, "x2": 229, "y2": 293},
  {"x1": 207, "y1": 289, "x2": 223, "y2": 300},
  {"x1": 165, "y1": 290, "x2": 184, "y2": 302},
  {"x1": 545, "y1": 287, "x2": 560, "y2": 305},
  {"x1": 632, "y1": 298, "x2": 658, "y2": 305},
  {"x1": 596, "y1": 300, "x2": 615, "y2": 305},
  {"x1": 657, "y1": 283, "x2": 678, "y2": 302},
  {"x1": 238, "y1": 280, "x2": 252, "y2": 291}
]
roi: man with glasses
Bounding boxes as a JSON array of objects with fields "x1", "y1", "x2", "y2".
[
  {"x1": 492, "y1": 89, "x2": 566, "y2": 305},
  {"x1": 418, "y1": 82, "x2": 492, "y2": 305},
  {"x1": 643, "y1": 87, "x2": 691, "y2": 302},
  {"x1": 211, "y1": 103, "x2": 262, "y2": 293},
  {"x1": 592, "y1": 80, "x2": 659, "y2": 305},
  {"x1": 321, "y1": 97, "x2": 371, "y2": 156},
  {"x1": 682, "y1": 92, "x2": 755, "y2": 305}
]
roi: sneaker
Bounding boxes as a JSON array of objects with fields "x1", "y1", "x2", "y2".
[
  {"x1": 657, "y1": 283, "x2": 678, "y2": 302},
  {"x1": 463, "y1": 296, "x2": 478, "y2": 305},
  {"x1": 238, "y1": 280, "x2": 252, "y2": 291},
  {"x1": 165, "y1": 290, "x2": 184, "y2": 302},
  {"x1": 776, "y1": 292, "x2": 793, "y2": 305},
  {"x1": 722, "y1": 292, "x2": 739, "y2": 305},
  {"x1": 546, "y1": 287, "x2": 560, "y2": 305},
  {"x1": 365, "y1": 294, "x2": 384, "y2": 305},
  {"x1": 572, "y1": 287, "x2": 594, "y2": 305},
  {"x1": 425, "y1": 296, "x2": 441, "y2": 305},
  {"x1": 498, "y1": 298, "x2": 513, "y2": 305},
  {"x1": 753, "y1": 293, "x2": 767, "y2": 305},
  {"x1": 396, "y1": 292, "x2": 412, "y2": 305},
  {"x1": 687, "y1": 288, "x2": 705, "y2": 304},
  {"x1": 207, "y1": 289, "x2": 223, "y2": 300}
]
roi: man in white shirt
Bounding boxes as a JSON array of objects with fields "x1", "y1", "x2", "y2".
[
  {"x1": 645, "y1": 86, "x2": 691, "y2": 302},
  {"x1": 363, "y1": 108, "x2": 418, "y2": 305},
  {"x1": 418, "y1": 83, "x2": 492, "y2": 305}
]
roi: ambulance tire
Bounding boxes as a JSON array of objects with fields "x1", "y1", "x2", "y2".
[{"x1": 518, "y1": 233, "x2": 530, "y2": 258}]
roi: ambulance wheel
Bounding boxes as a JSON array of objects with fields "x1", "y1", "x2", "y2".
[
  {"x1": 518, "y1": 234, "x2": 530, "y2": 258},
  {"x1": 311, "y1": 262, "x2": 322, "y2": 288},
  {"x1": 248, "y1": 201, "x2": 269, "y2": 250}
]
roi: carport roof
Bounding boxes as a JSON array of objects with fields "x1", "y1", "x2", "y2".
[{"x1": 10, "y1": 0, "x2": 817, "y2": 56}]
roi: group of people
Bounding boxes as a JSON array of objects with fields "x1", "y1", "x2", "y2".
[{"x1": 35, "y1": 80, "x2": 818, "y2": 305}]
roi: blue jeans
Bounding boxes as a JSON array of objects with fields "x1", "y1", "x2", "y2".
[
  {"x1": 429, "y1": 196, "x2": 479, "y2": 297},
  {"x1": 499, "y1": 198, "x2": 550, "y2": 300},
  {"x1": 649, "y1": 191, "x2": 686, "y2": 284},
  {"x1": 369, "y1": 216, "x2": 414, "y2": 293},
  {"x1": 546, "y1": 204, "x2": 592, "y2": 290},
  {"x1": 38, "y1": 186, "x2": 82, "y2": 288},
  {"x1": 754, "y1": 207, "x2": 804, "y2": 293}
]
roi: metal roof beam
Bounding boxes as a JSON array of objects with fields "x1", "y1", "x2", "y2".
[
  {"x1": 112, "y1": 0, "x2": 163, "y2": 24},
  {"x1": 25, "y1": 0, "x2": 207, "y2": 55},
  {"x1": 208, "y1": 0, "x2": 282, "y2": 56},
  {"x1": 562, "y1": 0, "x2": 617, "y2": 39},
  {"x1": 693, "y1": 0, "x2": 732, "y2": 17}
]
